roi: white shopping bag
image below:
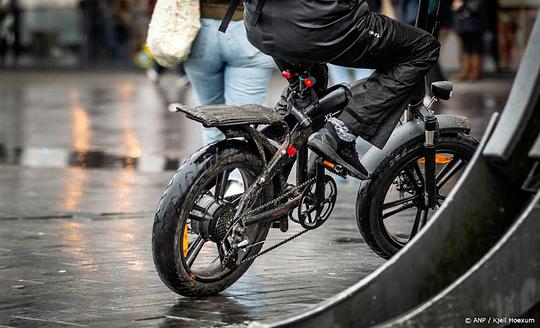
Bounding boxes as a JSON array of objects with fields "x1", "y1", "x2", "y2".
[{"x1": 147, "y1": 0, "x2": 201, "y2": 67}]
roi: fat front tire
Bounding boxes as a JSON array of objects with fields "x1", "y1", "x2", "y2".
[
  {"x1": 356, "y1": 133, "x2": 478, "y2": 259},
  {"x1": 152, "y1": 140, "x2": 272, "y2": 296}
]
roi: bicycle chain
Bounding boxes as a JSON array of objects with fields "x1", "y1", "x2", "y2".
[
  {"x1": 241, "y1": 177, "x2": 316, "y2": 218},
  {"x1": 225, "y1": 177, "x2": 317, "y2": 265},
  {"x1": 239, "y1": 228, "x2": 310, "y2": 264}
]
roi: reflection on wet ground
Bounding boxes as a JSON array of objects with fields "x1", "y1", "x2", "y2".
[
  {"x1": 0, "y1": 72, "x2": 286, "y2": 172},
  {"x1": 0, "y1": 72, "x2": 199, "y2": 172},
  {"x1": 0, "y1": 71, "x2": 513, "y2": 327},
  {"x1": 0, "y1": 165, "x2": 171, "y2": 218}
]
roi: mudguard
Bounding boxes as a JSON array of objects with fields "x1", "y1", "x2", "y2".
[{"x1": 359, "y1": 114, "x2": 471, "y2": 174}]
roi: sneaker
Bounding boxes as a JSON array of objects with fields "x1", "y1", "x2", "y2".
[{"x1": 307, "y1": 122, "x2": 369, "y2": 179}]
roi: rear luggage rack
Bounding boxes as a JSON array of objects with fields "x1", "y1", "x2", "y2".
[{"x1": 176, "y1": 104, "x2": 285, "y2": 127}]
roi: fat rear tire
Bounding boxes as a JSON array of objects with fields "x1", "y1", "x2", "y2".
[{"x1": 152, "y1": 140, "x2": 271, "y2": 296}]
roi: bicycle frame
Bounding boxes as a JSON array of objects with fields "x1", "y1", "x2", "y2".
[
  {"x1": 230, "y1": 83, "x2": 353, "y2": 221},
  {"x1": 234, "y1": 93, "x2": 441, "y2": 231}
]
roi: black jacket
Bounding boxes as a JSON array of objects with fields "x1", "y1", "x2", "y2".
[{"x1": 244, "y1": 0, "x2": 371, "y2": 64}]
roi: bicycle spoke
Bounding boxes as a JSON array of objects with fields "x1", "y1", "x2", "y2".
[
  {"x1": 215, "y1": 169, "x2": 232, "y2": 199},
  {"x1": 437, "y1": 194, "x2": 447, "y2": 202},
  {"x1": 409, "y1": 207, "x2": 423, "y2": 239},
  {"x1": 412, "y1": 162, "x2": 426, "y2": 187},
  {"x1": 225, "y1": 194, "x2": 243, "y2": 205},
  {"x1": 436, "y1": 159, "x2": 464, "y2": 189},
  {"x1": 186, "y1": 235, "x2": 205, "y2": 267},
  {"x1": 383, "y1": 202, "x2": 415, "y2": 219},
  {"x1": 383, "y1": 195, "x2": 417, "y2": 210},
  {"x1": 307, "y1": 211, "x2": 314, "y2": 223},
  {"x1": 421, "y1": 208, "x2": 429, "y2": 227}
]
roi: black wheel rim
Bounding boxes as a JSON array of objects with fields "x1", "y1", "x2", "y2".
[{"x1": 381, "y1": 147, "x2": 470, "y2": 246}]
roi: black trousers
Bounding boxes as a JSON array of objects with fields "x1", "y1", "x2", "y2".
[
  {"x1": 459, "y1": 32, "x2": 483, "y2": 54},
  {"x1": 245, "y1": 0, "x2": 440, "y2": 148}
]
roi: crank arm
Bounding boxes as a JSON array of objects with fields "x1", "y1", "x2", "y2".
[{"x1": 314, "y1": 160, "x2": 326, "y2": 212}]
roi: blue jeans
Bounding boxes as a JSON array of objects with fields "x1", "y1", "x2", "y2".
[
  {"x1": 328, "y1": 64, "x2": 374, "y2": 85},
  {"x1": 184, "y1": 19, "x2": 275, "y2": 146}
]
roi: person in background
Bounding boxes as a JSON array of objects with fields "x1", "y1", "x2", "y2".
[
  {"x1": 185, "y1": 0, "x2": 275, "y2": 146},
  {"x1": 79, "y1": 0, "x2": 125, "y2": 63},
  {"x1": 498, "y1": 10, "x2": 517, "y2": 71},
  {"x1": 112, "y1": 0, "x2": 133, "y2": 57},
  {"x1": 138, "y1": 0, "x2": 188, "y2": 86},
  {"x1": 327, "y1": 0, "x2": 381, "y2": 86},
  {"x1": 0, "y1": 0, "x2": 20, "y2": 65},
  {"x1": 484, "y1": 0, "x2": 499, "y2": 71},
  {"x1": 452, "y1": 0, "x2": 486, "y2": 81}
]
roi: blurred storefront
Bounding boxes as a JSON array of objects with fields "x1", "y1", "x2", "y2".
[
  {"x1": 499, "y1": 0, "x2": 539, "y2": 70},
  {"x1": 0, "y1": 0, "x2": 149, "y2": 68},
  {"x1": 0, "y1": 0, "x2": 538, "y2": 70}
]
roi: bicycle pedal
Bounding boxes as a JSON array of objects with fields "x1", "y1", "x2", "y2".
[{"x1": 320, "y1": 159, "x2": 347, "y2": 177}]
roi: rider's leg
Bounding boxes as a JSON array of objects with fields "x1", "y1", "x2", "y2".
[
  {"x1": 330, "y1": 12, "x2": 441, "y2": 148},
  {"x1": 308, "y1": 13, "x2": 440, "y2": 177}
]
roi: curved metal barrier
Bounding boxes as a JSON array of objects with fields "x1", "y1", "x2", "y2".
[{"x1": 379, "y1": 190, "x2": 540, "y2": 327}]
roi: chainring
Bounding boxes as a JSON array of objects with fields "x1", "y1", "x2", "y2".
[{"x1": 297, "y1": 175, "x2": 337, "y2": 229}]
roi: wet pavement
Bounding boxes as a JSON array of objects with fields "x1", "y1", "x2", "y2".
[{"x1": 0, "y1": 71, "x2": 513, "y2": 327}]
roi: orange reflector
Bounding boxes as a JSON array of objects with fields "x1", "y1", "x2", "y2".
[
  {"x1": 322, "y1": 160, "x2": 336, "y2": 169},
  {"x1": 182, "y1": 226, "x2": 189, "y2": 257},
  {"x1": 418, "y1": 154, "x2": 454, "y2": 164}
]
